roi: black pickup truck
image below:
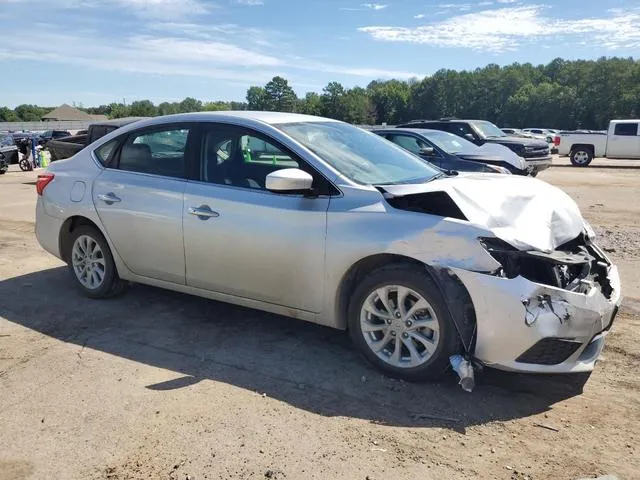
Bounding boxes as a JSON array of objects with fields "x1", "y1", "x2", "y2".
[
  {"x1": 396, "y1": 118, "x2": 552, "y2": 175},
  {"x1": 46, "y1": 117, "x2": 145, "y2": 161}
]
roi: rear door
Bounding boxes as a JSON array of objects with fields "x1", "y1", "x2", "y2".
[
  {"x1": 182, "y1": 122, "x2": 332, "y2": 312},
  {"x1": 608, "y1": 122, "x2": 640, "y2": 158},
  {"x1": 92, "y1": 123, "x2": 194, "y2": 284}
]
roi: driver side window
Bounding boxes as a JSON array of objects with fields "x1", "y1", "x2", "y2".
[
  {"x1": 199, "y1": 124, "x2": 338, "y2": 195},
  {"x1": 388, "y1": 134, "x2": 430, "y2": 156}
]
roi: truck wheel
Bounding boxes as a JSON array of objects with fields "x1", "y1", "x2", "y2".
[{"x1": 570, "y1": 149, "x2": 593, "y2": 167}]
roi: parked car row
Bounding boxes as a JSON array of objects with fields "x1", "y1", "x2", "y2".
[{"x1": 393, "y1": 118, "x2": 552, "y2": 176}]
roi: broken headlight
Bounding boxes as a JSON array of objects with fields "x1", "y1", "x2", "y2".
[{"x1": 478, "y1": 236, "x2": 594, "y2": 290}]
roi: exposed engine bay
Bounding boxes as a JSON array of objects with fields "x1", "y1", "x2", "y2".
[{"x1": 479, "y1": 234, "x2": 614, "y2": 298}]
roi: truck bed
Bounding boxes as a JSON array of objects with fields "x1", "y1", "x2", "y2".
[
  {"x1": 46, "y1": 134, "x2": 87, "y2": 161},
  {"x1": 557, "y1": 132, "x2": 607, "y2": 157}
]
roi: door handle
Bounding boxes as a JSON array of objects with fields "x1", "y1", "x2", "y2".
[
  {"x1": 97, "y1": 192, "x2": 121, "y2": 204},
  {"x1": 188, "y1": 205, "x2": 219, "y2": 219}
]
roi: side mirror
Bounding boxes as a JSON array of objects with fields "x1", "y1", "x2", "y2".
[
  {"x1": 464, "y1": 133, "x2": 475, "y2": 142},
  {"x1": 266, "y1": 168, "x2": 313, "y2": 193},
  {"x1": 419, "y1": 146, "x2": 436, "y2": 156}
]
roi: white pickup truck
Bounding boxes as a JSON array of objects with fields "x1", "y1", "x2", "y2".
[{"x1": 558, "y1": 119, "x2": 640, "y2": 166}]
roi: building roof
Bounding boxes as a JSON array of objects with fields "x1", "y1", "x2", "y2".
[{"x1": 42, "y1": 104, "x2": 95, "y2": 121}]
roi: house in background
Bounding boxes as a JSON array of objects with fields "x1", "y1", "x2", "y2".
[{"x1": 42, "y1": 104, "x2": 107, "y2": 122}]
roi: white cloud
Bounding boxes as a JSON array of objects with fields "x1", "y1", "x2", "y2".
[
  {"x1": 361, "y1": 3, "x2": 387, "y2": 10},
  {"x1": 497, "y1": 0, "x2": 517, "y2": 3},
  {"x1": 0, "y1": 27, "x2": 421, "y2": 82},
  {"x1": 359, "y1": 6, "x2": 640, "y2": 52},
  {"x1": 478, "y1": 1, "x2": 492, "y2": 5},
  {"x1": 235, "y1": 0, "x2": 264, "y2": 5},
  {"x1": 114, "y1": 0, "x2": 211, "y2": 18},
  {"x1": 414, "y1": 14, "x2": 425, "y2": 19}
]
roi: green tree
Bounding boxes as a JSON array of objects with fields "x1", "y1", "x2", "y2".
[
  {"x1": 246, "y1": 86, "x2": 268, "y2": 110},
  {"x1": 14, "y1": 104, "x2": 46, "y2": 121},
  {"x1": 320, "y1": 82, "x2": 347, "y2": 120},
  {"x1": 299, "y1": 92, "x2": 322, "y2": 116},
  {"x1": 128, "y1": 100, "x2": 157, "y2": 117},
  {"x1": 342, "y1": 87, "x2": 376, "y2": 124},
  {"x1": 263, "y1": 76, "x2": 298, "y2": 112},
  {"x1": 367, "y1": 79, "x2": 410, "y2": 124},
  {"x1": 157, "y1": 102, "x2": 179, "y2": 116},
  {"x1": 108, "y1": 103, "x2": 130, "y2": 119},
  {"x1": 0, "y1": 107, "x2": 18, "y2": 122},
  {"x1": 178, "y1": 97, "x2": 202, "y2": 113}
]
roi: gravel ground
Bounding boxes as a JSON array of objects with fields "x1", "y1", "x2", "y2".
[{"x1": 0, "y1": 160, "x2": 638, "y2": 480}]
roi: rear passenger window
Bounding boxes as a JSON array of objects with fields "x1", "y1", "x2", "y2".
[
  {"x1": 95, "y1": 139, "x2": 118, "y2": 165},
  {"x1": 614, "y1": 123, "x2": 638, "y2": 136},
  {"x1": 117, "y1": 127, "x2": 190, "y2": 178}
]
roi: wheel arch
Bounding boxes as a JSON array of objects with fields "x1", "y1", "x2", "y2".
[
  {"x1": 335, "y1": 253, "x2": 477, "y2": 353},
  {"x1": 58, "y1": 215, "x2": 108, "y2": 264},
  {"x1": 569, "y1": 143, "x2": 595, "y2": 156}
]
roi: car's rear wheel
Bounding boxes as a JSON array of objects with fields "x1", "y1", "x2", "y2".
[
  {"x1": 570, "y1": 148, "x2": 593, "y2": 167},
  {"x1": 348, "y1": 264, "x2": 459, "y2": 381},
  {"x1": 68, "y1": 225, "x2": 127, "y2": 298}
]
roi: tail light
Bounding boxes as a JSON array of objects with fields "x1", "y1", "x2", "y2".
[
  {"x1": 554, "y1": 135, "x2": 561, "y2": 146},
  {"x1": 36, "y1": 173, "x2": 55, "y2": 196}
]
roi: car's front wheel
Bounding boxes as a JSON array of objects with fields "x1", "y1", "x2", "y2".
[
  {"x1": 67, "y1": 225, "x2": 127, "y2": 298},
  {"x1": 348, "y1": 264, "x2": 459, "y2": 381}
]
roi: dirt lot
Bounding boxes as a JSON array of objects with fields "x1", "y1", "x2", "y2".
[{"x1": 0, "y1": 159, "x2": 639, "y2": 480}]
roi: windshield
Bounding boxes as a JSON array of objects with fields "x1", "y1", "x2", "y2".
[
  {"x1": 472, "y1": 121, "x2": 506, "y2": 138},
  {"x1": 0, "y1": 135, "x2": 14, "y2": 147},
  {"x1": 278, "y1": 122, "x2": 440, "y2": 185},
  {"x1": 420, "y1": 130, "x2": 478, "y2": 154}
]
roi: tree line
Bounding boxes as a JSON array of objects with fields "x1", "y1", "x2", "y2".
[{"x1": 2, "y1": 57, "x2": 639, "y2": 130}]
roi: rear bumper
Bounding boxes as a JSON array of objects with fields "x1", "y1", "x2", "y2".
[
  {"x1": 35, "y1": 198, "x2": 64, "y2": 260},
  {"x1": 452, "y1": 264, "x2": 622, "y2": 373}
]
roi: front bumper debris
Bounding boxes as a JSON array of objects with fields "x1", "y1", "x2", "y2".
[{"x1": 452, "y1": 264, "x2": 621, "y2": 373}]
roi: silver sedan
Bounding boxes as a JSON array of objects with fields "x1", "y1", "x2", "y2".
[{"x1": 35, "y1": 112, "x2": 621, "y2": 380}]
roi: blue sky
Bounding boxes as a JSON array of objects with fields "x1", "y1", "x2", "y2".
[{"x1": 1, "y1": 0, "x2": 639, "y2": 107}]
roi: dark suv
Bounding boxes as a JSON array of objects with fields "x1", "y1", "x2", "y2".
[{"x1": 396, "y1": 119, "x2": 552, "y2": 175}]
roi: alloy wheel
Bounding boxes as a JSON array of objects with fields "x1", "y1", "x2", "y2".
[
  {"x1": 71, "y1": 234, "x2": 106, "y2": 290},
  {"x1": 360, "y1": 285, "x2": 440, "y2": 369}
]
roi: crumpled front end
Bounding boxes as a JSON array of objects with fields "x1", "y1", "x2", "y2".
[{"x1": 453, "y1": 235, "x2": 622, "y2": 373}]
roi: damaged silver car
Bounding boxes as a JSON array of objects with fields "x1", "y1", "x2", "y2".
[{"x1": 34, "y1": 112, "x2": 621, "y2": 380}]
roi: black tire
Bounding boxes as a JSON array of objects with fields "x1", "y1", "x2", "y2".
[
  {"x1": 18, "y1": 158, "x2": 32, "y2": 171},
  {"x1": 348, "y1": 264, "x2": 460, "y2": 381},
  {"x1": 529, "y1": 171, "x2": 538, "y2": 177},
  {"x1": 66, "y1": 225, "x2": 127, "y2": 299},
  {"x1": 570, "y1": 148, "x2": 593, "y2": 167}
]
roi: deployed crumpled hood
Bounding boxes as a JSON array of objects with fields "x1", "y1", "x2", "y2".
[{"x1": 381, "y1": 174, "x2": 586, "y2": 252}]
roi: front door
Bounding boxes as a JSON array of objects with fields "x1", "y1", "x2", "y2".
[
  {"x1": 386, "y1": 133, "x2": 442, "y2": 168},
  {"x1": 183, "y1": 123, "x2": 331, "y2": 313},
  {"x1": 93, "y1": 124, "x2": 194, "y2": 285},
  {"x1": 608, "y1": 122, "x2": 640, "y2": 158}
]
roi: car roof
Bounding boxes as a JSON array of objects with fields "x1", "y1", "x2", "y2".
[
  {"x1": 90, "y1": 117, "x2": 150, "y2": 128},
  {"x1": 373, "y1": 127, "x2": 451, "y2": 135},
  {"x1": 103, "y1": 112, "x2": 341, "y2": 134}
]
